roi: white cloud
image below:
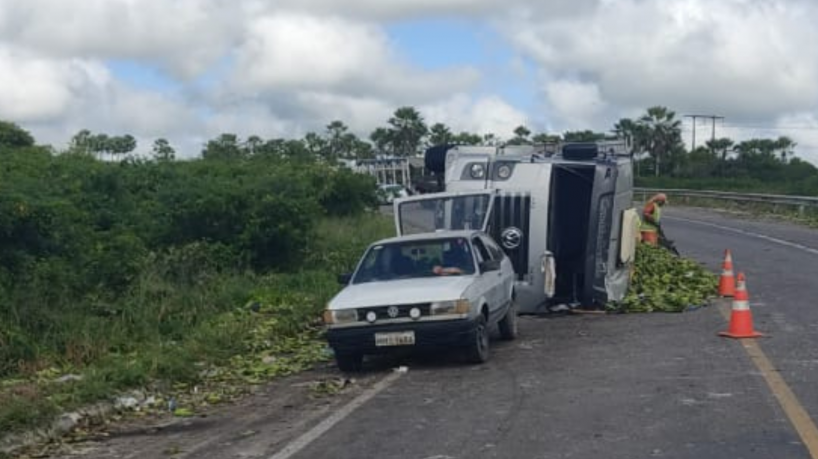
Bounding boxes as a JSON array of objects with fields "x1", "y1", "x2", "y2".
[
  {"x1": 24, "y1": 78, "x2": 203, "y2": 154},
  {"x1": 421, "y1": 94, "x2": 529, "y2": 138},
  {"x1": 0, "y1": 43, "x2": 202, "y2": 153},
  {"x1": 257, "y1": 0, "x2": 506, "y2": 20},
  {"x1": 236, "y1": 14, "x2": 388, "y2": 92},
  {"x1": 0, "y1": 0, "x2": 244, "y2": 79},
  {"x1": 293, "y1": 92, "x2": 394, "y2": 137},
  {"x1": 0, "y1": 46, "x2": 107, "y2": 122},
  {"x1": 505, "y1": 0, "x2": 818, "y2": 128},
  {"x1": 4, "y1": 0, "x2": 818, "y2": 164},
  {"x1": 203, "y1": 102, "x2": 300, "y2": 141},
  {"x1": 544, "y1": 80, "x2": 607, "y2": 130},
  {"x1": 231, "y1": 12, "x2": 480, "y2": 101}
]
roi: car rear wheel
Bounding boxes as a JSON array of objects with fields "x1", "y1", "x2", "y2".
[
  {"x1": 336, "y1": 352, "x2": 363, "y2": 372},
  {"x1": 466, "y1": 314, "x2": 490, "y2": 364},
  {"x1": 498, "y1": 300, "x2": 518, "y2": 340}
]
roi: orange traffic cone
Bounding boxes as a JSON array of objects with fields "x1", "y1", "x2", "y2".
[
  {"x1": 718, "y1": 250, "x2": 736, "y2": 297},
  {"x1": 719, "y1": 273, "x2": 763, "y2": 339}
]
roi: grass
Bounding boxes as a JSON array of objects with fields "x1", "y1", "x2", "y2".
[
  {"x1": 635, "y1": 177, "x2": 818, "y2": 196},
  {"x1": 0, "y1": 212, "x2": 395, "y2": 439},
  {"x1": 651, "y1": 195, "x2": 818, "y2": 229}
]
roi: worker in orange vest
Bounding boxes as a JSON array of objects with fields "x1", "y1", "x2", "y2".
[{"x1": 640, "y1": 193, "x2": 668, "y2": 246}]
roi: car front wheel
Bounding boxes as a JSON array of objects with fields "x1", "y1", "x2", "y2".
[{"x1": 466, "y1": 314, "x2": 490, "y2": 364}]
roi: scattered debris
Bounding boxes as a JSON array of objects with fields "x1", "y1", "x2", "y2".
[
  {"x1": 172, "y1": 408, "x2": 194, "y2": 418},
  {"x1": 114, "y1": 397, "x2": 139, "y2": 411},
  {"x1": 608, "y1": 244, "x2": 718, "y2": 313},
  {"x1": 548, "y1": 304, "x2": 571, "y2": 313},
  {"x1": 54, "y1": 374, "x2": 84, "y2": 384}
]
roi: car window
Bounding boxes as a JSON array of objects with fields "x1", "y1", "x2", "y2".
[
  {"x1": 482, "y1": 236, "x2": 505, "y2": 261},
  {"x1": 471, "y1": 237, "x2": 492, "y2": 262}
]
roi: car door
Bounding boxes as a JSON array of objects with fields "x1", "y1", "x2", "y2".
[
  {"x1": 482, "y1": 235, "x2": 514, "y2": 306},
  {"x1": 471, "y1": 236, "x2": 504, "y2": 321}
]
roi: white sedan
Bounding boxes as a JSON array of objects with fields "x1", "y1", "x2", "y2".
[{"x1": 324, "y1": 230, "x2": 518, "y2": 371}]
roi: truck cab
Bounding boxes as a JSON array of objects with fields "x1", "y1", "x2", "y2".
[{"x1": 394, "y1": 141, "x2": 640, "y2": 314}]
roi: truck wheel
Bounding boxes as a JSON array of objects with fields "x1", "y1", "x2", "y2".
[
  {"x1": 336, "y1": 352, "x2": 363, "y2": 372},
  {"x1": 466, "y1": 314, "x2": 490, "y2": 364},
  {"x1": 498, "y1": 300, "x2": 519, "y2": 341}
]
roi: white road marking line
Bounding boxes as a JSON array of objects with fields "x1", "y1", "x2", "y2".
[
  {"x1": 267, "y1": 370, "x2": 404, "y2": 459},
  {"x1": 666, "y1": 216, "x2": 818, "y2": 256}
]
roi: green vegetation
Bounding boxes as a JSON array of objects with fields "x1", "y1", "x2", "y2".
[
  {"x1": 612, "y1": 107, "x2": 818, "y2": 196},
  {"x1": 0, "y1": 121, "x2": 395, "y2": 436},
  {"x1": 3, "y1": 98, "x2": 815, "y2": 439},
  {"x1": 608, "y1": 244, "x2": 719, "y2": 313}
]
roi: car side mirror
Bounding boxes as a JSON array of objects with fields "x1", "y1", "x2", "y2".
[
  {"x1": 337, "y1": 273, "x2": 352, "y2": 285},
  {"x1": 480, "y1": 259, "x2": 501, "y2": 272}
]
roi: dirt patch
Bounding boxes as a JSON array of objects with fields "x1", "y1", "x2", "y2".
[{"x1": 10, "y1": 363, "x2": 388, "y2": 459}]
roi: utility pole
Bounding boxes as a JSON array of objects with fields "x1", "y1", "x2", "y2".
[{"x1": 684, "y1": 114, "x2": 725, "y2": 150}]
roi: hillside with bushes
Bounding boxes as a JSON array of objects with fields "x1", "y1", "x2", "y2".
[{"x1": 0, "y1": 121, "x2": 393, "y2": 436}]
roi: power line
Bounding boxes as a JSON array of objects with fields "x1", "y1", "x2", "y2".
[
  {"x1": 721, "y1": 124, "x2": 818, "y2": 131},
  {"x1": 684, "y1": 114, "x2": 724, "y2": 149}
]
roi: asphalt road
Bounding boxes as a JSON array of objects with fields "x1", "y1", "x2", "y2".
[
  {"x1": 280, "y1": 206, "x2": 818, "y2": 459},
  {"x1": 47, "y1": 206, "x2": 818, "y2": 459},
  {"x1": 664, "y1": 207, "x2": 818, "y2": 449}
]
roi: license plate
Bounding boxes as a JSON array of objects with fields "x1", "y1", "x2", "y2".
[{"x1": 375, "y1": 331, "x2": 415, "y2": 347}]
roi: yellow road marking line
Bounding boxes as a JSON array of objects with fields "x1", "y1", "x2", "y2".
[{"x1": 719, "y1": 303, "x2": 818, "y2": 457}]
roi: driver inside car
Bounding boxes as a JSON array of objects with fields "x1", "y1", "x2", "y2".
[{"x1": 433, "y1": 240, "x2": 473, "y2": 276}]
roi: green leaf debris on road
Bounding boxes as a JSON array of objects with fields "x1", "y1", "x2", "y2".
[{"x1": 609, "y1": 244, "x2": 719, "y2": 313}]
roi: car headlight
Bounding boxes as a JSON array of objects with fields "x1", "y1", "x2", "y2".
[
  {"x1": 497, "y1": 164, "x2": 512, "y2": 179},
  {"x1": 469, "y1": 163, "x2": 485, "y2": 179},
  {"x1": 430, "y1": 299, "x2": 470, "y2": 316},
  {"x1": 323, "y1": 309, "x2": 358, "y2": 325}
]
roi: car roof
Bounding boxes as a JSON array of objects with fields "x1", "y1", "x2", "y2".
[{"x1": 371, "y1": 229, "x2": 483, "y2": 245}]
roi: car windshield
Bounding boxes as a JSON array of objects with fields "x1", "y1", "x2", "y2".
[
  {"x1": 398, "y1": 194, "x2": 491, "y2": 235},
  {"x1": 352, "y1": 237, "x2": 476, "y2": 284}
]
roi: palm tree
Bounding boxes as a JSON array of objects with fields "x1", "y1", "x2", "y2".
[
  {"x1": 453, "y1": 132, "x2": 481, "y2": 145},
  {"x1": 388, "y1": 107, "x2": 428, "y2": 157},
  {"x1": 508, "y1": 125, "x2": 531, "y2": 145},
  {"x1": 613, "y1": 118, "x2": 641, "y2": 152},
  {"x1": 370, "y1": 127, "x2": 392, "y2": 155},
  {"x1": 69, "y1": 129, "x2": 94, "y2": 155},
  {"x1": 705, "y1": 137, "x2": 734, "y2": 176},
  {"x1": 637, "y1": 106, "x2": 683, "y2": 177},
  {"x1": 91, "y1": 133, "x2": 110, "y2": 160},
  {"x1": 326, "y1": 120, "x2": 349, "y2": 160},
  {"x1": 429, "y1": 123, "x2": 453, "y2": 146},
  {"x1": 245, "y1": 135, "x2": 263, "y2": 156},
  {"x1": 531, "y1": 132, "x2": 560, "y2": 144},
  {"x1": 152, "y1": 138, "x2": 175, "y2": 161},
  {"x1": 117, "y1": 134, "x2": 137, "y2": 160},
  {"x1": 775, "y1": 136, "x2": 796, "y2": 163},
  {"x1": 303, "y1": 132, "x2": 327, "y2": 158},
  {"x1": 483, "y1": 133, "x2": 498, "y2": 146}
]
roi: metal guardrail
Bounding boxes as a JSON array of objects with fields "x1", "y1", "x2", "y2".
[{"x1": 634, "y1": 187, "x2": 818, "y2": 213}]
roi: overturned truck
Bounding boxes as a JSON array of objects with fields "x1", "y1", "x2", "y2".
[{"x1": 394, "y1": 141, "x2": 641, "y2": 313}]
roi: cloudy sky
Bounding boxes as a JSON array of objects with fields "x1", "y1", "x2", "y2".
[{"x1": 2, "y1": 0, "x2": 818, "y2": 161}]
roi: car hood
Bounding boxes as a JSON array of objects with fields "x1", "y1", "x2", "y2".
[{"x1": 329, "y1": 276, "x2": 474, "y2": 309}]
